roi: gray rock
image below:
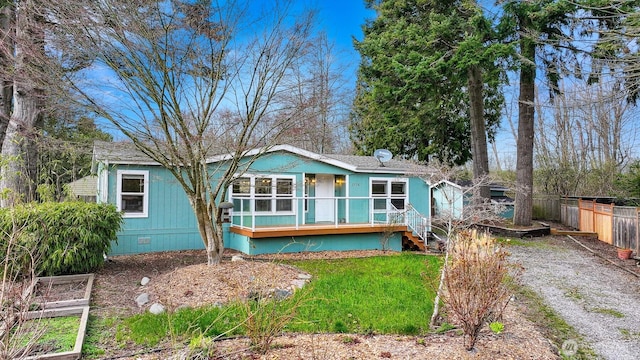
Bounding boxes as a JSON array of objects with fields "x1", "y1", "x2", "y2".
[
  {"x1": 149, "y1": 303, "x2": 165, "y2": 314},
  {"x1": 298, "y1": 273, "x2": 312, "y2": 280},
  {"x1": 273, "y1": 288, "x2": 292, "y2": 300},
  {"x1": 291, "y1": 279, "x2": 307, "y2": 289},
  {"x1": 135, "y1": 293, "x2": 149, "y2": 307},
  {"x1": 140, "y1": 277, "x2": 150, "y2": 286},
  {"x1": 231, "y1": 255, "x2": 244, "y2": 262}
]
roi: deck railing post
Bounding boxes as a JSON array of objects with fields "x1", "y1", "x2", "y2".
[
  {"x1": 251, "y1": 193, "x2": 256, "y2": 231},
  {"x1": 295, "y1": 197, "x2": 299, "y2": 230},
  {"x1": 333, "y1": 197, "x2": 338, "y2": 227}
]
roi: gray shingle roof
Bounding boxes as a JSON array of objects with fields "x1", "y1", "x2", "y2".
[
  {"x1": 324, "y1": 154, "x2": 430, "y2": 174},
  {"x1": 93, "y1": 141, "x2": 157, "y2": 164},
  {"x1": 93, "y1": 141, "x2": 431, "y2": 175}
]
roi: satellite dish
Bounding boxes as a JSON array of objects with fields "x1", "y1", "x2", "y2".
[{"x1": 374, "y1": 149, "x2": 393, "y2": 166}]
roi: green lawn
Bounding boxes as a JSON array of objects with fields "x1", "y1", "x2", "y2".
[{"x1": 113, "y1": 253, "x2": 441, "y2": 347}]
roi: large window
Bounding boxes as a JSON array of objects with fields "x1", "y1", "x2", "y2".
[
  {"x1": 371, "y1": 178, "x2": 407, "y2": 211},
  {"x1": 372, "y1": 180, "x2": 388, "y2": 210},
  {"x1": 231, "y1": 175, "x2": 295, "y2": 213},
  {"x1": 117, "y1": 170, "x2": 149, "y2": 218},
  {"x1": 231, "y1": 177, "x2": 251, "y2": 211}
]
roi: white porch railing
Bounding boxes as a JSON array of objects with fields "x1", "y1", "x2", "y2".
[
  {"x1": 388, "y1": 203, "x2": 430, "y2": 242},
  {"x1": 230, "y1": 196, "x2": 430, "y2": 235}
]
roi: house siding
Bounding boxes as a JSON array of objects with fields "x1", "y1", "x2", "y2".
[
  {"x1": 97, "y1": 148, "x2": 430, "y2": 256},
  {"x1": 228, "y1": 232, "x2": 402, "y2": 255},
  {"x1": 106, "y1": 164, "x2": 203, "y2": 255},
  {"x1": 432, "y1": 183, "x2": 464, "y2": 220}
]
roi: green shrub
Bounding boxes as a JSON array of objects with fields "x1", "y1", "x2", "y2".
[{"x1": 0, "y1": 202, "x2": 122, "y2": 276}]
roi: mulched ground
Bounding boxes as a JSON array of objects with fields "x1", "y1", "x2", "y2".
[{"x1": 89, "y1": 248, "x2": 559, "y2": 360}]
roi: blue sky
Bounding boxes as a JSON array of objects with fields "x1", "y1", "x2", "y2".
[
  {"x1": 315, "y1": 0, "x2": 375, "y2": 78},
  {"x1": 317, "y1": 0, "x2": 373, "y2": 49}
]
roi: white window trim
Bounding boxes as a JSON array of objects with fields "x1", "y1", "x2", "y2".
[
  {"x1": 370, "y1": 177, "x2": 409, "y2": 211},
  {"x1": 116, "y1": 170, "x2": 149, "y2": 218},
  {"x1": 230, "y1": 174, "x2": 296, "y2": 215}
]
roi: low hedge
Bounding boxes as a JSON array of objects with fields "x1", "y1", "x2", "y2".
[{"x1": 0, "y1": 202, "x2": 122, "y2": 276}]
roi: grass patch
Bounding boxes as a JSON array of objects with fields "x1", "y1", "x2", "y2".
[
  {"x1": 117, "y1": 304, "x2": 246, "y2": 346},
  {"x1": 114, "y1": 253, "x2": 440, "y2": 346},
  {"x1": 590, "y1": 307, "x2": 624, "y2": 318},
  {"x1": 16, "y1": 316, "x2": 79, "y2": 354},
  {"x1": 286, "y1": 253, "x2": 439, "y2": 335},
  {"x1": 514, "y1": 285, "x2": 598, "y2": 359},
  {"x1": 619, "y1": 328, "x2": 640, "y2": 340},
  {"x1": 564, "y1": 286, "x2": 584, "y2": 301}
]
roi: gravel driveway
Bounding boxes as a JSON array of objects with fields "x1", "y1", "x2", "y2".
[{"x1": 509, "y1": 235, "x2": 640, "y2": 360}]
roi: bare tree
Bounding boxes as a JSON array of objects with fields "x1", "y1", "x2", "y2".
[
  {"x1": 534, "y1": 80, "x2": 638, "y2": 195},
  {"x1": 0, "y1": 0, "x2": 47, "y2": 206},
  {"x1": 278, "y1": 32, "x2": 351, "y2": 153},
  {"x1": 0, "y1": 218, "x2": 44, "y2": 360},
  {"x1": 52, "y1": 0, "x2": 316, "y2": 265}
]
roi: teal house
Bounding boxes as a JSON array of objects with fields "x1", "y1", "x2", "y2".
[{"x1": 93, "y1": 142, "x2": 432, "y2": 256}]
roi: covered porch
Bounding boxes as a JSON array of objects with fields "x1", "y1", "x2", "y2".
[{"x1": 228, "y1": 196, "x2": 430, "y2": 251}]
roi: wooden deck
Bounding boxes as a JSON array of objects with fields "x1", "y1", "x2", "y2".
[
  {"x1": 230, "y1": 223, "x2": 409, "y2": 239},
  {"x1": 230, "y1": 223, "x2": 427, "y2": 252}
]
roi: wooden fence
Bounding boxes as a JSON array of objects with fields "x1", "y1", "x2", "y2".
[
  {"x1": 533, "y1": 196, "x2": 561, "y2": 221},
  {"x1": 561, "y1": 198, "x2": 640, "y2": 254}
]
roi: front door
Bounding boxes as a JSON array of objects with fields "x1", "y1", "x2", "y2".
[{"x1": 315, "y1": 174, "x2": 335, "y2": 223}]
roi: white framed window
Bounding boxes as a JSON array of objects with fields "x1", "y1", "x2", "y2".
[
  {"x1": 370, "y1": 178, "x2": 408, "y2": 211},
  {"x1": 116, "y1": 170, "x2": 149, "y2": 218},
  {"x1": 231, "y1": 175, "x2": 295, "y2": 214}
]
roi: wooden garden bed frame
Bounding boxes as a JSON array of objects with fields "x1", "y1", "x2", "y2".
[{"x1": 20, "y1": 274, "x2": 94, "y2": 360}]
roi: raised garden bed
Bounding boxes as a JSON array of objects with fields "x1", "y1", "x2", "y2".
[
  {"x1": 473, "y1": 222, "x2": 551, "y2": 238},
  {"x1": 17, "y1": 274, "x2": 94, "y2": 360},
  {"x1": 22, "y1": 306, "x2": 89, "y2": 360},
  {"x1": 27, "y1": 274, "x2": 94, "y2": 310}
]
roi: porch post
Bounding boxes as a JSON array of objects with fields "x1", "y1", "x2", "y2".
[{"x1": 345, "y1": 175, "x2": 350, "y2": 224}]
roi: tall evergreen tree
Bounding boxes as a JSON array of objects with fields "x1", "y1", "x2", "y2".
[
  {"x1": 350, "y1": 0, "x2": 504, "y2": 173},
  {"x1": 499, "y1": 0, "x2": 576, "y2": 226}
]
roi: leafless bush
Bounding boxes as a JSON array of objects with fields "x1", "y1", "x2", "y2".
[
  {"x1": 238, "y1": 280, "x2": 307, "y2": 355},
  {"x1": 0, "y1": 223, "x2": 45, "y2": 360},
  {"x1": 441, "y1": 230, "x2": 518, "y2": 350}
]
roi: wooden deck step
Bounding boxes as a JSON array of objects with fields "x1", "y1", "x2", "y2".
[
  {"x1": 550, "y1": 228, "x2": 598, "y2": 237},
  {"x1": 402, "y1": 231, "x2": 425, "y2": 251}
]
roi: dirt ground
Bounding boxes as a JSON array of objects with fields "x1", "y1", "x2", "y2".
[{"x1": 90, "y1": 249, "x2": 559, "y2": 360}]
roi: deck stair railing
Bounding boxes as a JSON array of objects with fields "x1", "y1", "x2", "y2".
[{"x1": 388, "y1": 203, "x2": 430, "y2": 244}]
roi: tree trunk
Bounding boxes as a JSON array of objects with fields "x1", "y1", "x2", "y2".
[
  {"x1": 191, "y1": 196, "x2": 224, "y2": 265},
  {"x1": 0, "y1": 0, "x2": 43, "y2": 207},
  {"x1": 513, "y1": 33, "x2": 536, "y2": 226},
  {"x1": 0, "y1": 3, "x2": 14, "y2": 146},
  {"x1": 467, "y1": 65, "x2": 490, "y2": 202}
]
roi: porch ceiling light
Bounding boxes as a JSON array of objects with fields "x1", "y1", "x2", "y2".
[{"x1": 219, "y1": 201, "x2": 234, "y2": 209}]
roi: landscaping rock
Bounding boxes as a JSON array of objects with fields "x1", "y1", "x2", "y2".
[
  {"x1": 140, "y1": 277, "x2": 150, "y2": 286},
  {"x1": 273, "y1": 288, "x2": 292, "y2": 300},
  {"x1": 135, "y1": 293, "x2": 149, "y2": 307},
  {"x1": 291, "y1": 279, "x2": 307, "y2": 289},
  {"x1": 231, "y1": 255, "x2": 244, "y2": 262},
  {"x1": 298, "y1": 273, "x2": 312, "y2": 280},
  {"x1": 149, "y1": 303, "x2": 165, "y2": 314}
]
